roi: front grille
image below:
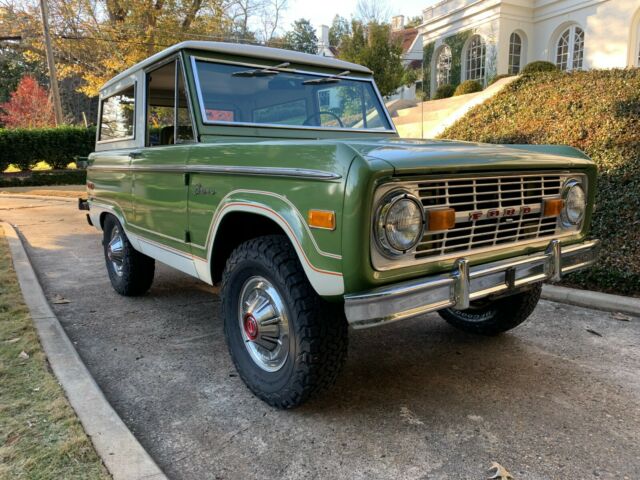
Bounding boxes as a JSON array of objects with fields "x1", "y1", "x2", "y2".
[{"x1": 414, "y1": 173, "x2": 564, "y2": 259}]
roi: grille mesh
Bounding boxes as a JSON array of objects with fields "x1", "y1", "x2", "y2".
[{"x1": 415, "y1": 174, "x2": 563, "y2": 258}]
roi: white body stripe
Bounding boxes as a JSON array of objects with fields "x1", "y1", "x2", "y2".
[{"x1": 89, "y1": 200, "x2": 344, "y2": 296}]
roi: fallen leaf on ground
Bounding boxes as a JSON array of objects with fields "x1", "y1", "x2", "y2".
[
  {"x1": 488, "y1": 462, "x2": 514, "y2": 480},
  {"x1": 586, "y1": 328, "x2": 603, "y2": 337},
  {"x1": 612, "y1": 312, "x2": 632, "y2": 321},
  {"x1": 4, "y1": 337, "x2": 21, "y2": 344},
  {"x1": 18, "y1": 351, "x2": 29, "y2": 359},
  {"x1": 51, "y1": 294, "x2": 70, "y2": 304}
]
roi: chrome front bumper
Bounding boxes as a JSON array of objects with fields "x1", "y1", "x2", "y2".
[{"x1": 344, "y1": 239, "x2": 600, "y2": 329}]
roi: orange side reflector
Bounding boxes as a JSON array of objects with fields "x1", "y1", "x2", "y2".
[
  {"x1": 427, "y1": 208, "x2": 456, "y2": 231},
  {"x1": 308, "y1": 210, "x2": 336, "y2": 230},
  {"x1": 543, "y1": 198, "x2": 565, "y2": 217}
]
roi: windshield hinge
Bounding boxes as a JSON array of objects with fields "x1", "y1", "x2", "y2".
[
  {"x1": 184, "y1": 172, "x2": 190, "y2": 186},
  {"x1": 184, "y1": 230, "x2": 191, "y2": 243}
]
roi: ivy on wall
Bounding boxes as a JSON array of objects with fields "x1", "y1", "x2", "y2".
[
  {"x1": 422, "y1": 41, "x2": 435, "y2": 98},
  {"x1": 423, "y1": 31, "x2": 473, "y2": 98},
  {"x1": 442, "y1": 30, "x2": 472, "y2": 89}
]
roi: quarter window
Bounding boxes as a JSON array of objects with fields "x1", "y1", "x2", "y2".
[
  {"x1": 556, "y1": 26, "x2": 584, "y2": 71},
  {"x1": 465, "y1": 35, "x2": 486, "y2": 82},
  {"x1": 436, "y1": 45, "x2": 452, "y2": 87},
  {"x1": 99, "y1": 85, "x2": 135, "y2": 141},
  {"x1": 508, "y1": 33, "x2": 522, "y2": 75}
]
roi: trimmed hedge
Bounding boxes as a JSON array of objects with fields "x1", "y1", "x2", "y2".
[
  {"x1": 521, "y1": 61, "x2": 558, "y2": 74},
  {"x1": 0, "y1": 127, "x2": 96, "y2": 171},
  {"x1": 0, "y1": 170, "x2": 86, "y2": 187},
  {"x1": 441, "y1": 69, "x2": 640, "y2": 296},
  {"x1": 434, "y1": 84, "x2": 456, "y2": 99},
  {"x1": 454, "y1": 80, "x2": 483, "y2": 96}
]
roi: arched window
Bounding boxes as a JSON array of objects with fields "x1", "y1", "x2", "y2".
[
  {"x1": 465, "y1": 35, "x2": 486, "y2": 81},
  {"x1": 508, "y1": 32, "x2": 522, "y2": 74},
  {"x1": 637, "y1": 21, "x2": 640, "y2": 66},
  {"x1": 436, "y1": 45, "x2": 452, "y2": 87},
  {"x1": 556, "y1": 25, "x2": 584, "y2": 71}
]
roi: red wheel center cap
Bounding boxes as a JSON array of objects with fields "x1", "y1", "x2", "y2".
[{"x1": 243, "y1": 313, "x2": 259, "y2": 341}]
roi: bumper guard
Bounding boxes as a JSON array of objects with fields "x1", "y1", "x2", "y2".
[{"x1": 344, "y1": 239, "x2": 600, "y2": 329}]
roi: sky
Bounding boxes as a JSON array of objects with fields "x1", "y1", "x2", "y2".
[{"x1": 280, "y1": 0, "x2": 437, "y2": 32}]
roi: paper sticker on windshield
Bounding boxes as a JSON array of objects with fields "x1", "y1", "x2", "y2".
[{"x1": 206, "y1": 109, "x2": 234, "y2": 122}]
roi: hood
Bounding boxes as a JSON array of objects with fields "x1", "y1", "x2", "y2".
[{"x1": 340, "y1": 138, "x2": 594, "y2": 174}]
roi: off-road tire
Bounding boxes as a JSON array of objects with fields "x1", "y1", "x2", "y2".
[
  {"x1": 221, "y1": 235, "x2": 348, "y2": 409},
  {"x1": 438, "y1": 283, "x2": 542, "y2": 336},
  {"x1": 102, "y1": 215, "x2": 155, "y2": 296}
]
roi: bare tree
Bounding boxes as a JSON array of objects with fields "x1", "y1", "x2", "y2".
[
  {"x1": 355, "y1": 0, "x2": 390, "y2": 24},
  {"x1": 258, "y1": 0, "x2": 287, "y2": 43}
]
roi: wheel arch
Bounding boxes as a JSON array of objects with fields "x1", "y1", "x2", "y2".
[{"x1": 207, "y1": 200, "x2": 344, "y2": 297}]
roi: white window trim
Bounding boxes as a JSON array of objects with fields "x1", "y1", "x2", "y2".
[
  {"x1": 463, "y1": 35, "x2": 486, "y2": 83},
  {"x1": 508, "y1": 32, "x2": 523, "y2": 75},
  {"x1": 555, "y1": 25, "x2": 584, "y2": 72}
]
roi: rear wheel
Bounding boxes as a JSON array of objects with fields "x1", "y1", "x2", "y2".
[
  {"x1": 438, "y1": 283, "x2": 542, "y2": 335},
  {"x1": 102, "y1": 215, "x2": 155, "y2": 296},
  {"x1": 221, "y1": 235, "x2": 348, "y2": 409}
]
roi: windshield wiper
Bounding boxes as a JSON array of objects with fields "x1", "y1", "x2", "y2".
[
  {"x1": 302, "y1": 70, "x2": 351, "y2": 85},
  {"x1": 232, "y1": 62, "x2": 290, "y2": 77}
]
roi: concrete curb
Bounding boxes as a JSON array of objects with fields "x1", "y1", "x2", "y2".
[
  {"x1": 1, "y1": 221, "x2": 167, "y2": 480},
  {"x1": 0, "y1": 193, "x2": 79, "y2": 202},
  {"x1": 542, "y1": 284, "x2": 640, "y2": 317}
]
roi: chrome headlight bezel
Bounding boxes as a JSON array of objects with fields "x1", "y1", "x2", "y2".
[
  {"x1": 374, "y1": 190, "x2": 425, "y2": 257},
  {"x1": 560, "y1": 178, "x2": 586, "y2": 228}
]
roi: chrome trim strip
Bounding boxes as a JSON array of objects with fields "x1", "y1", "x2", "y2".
[
  {"x1": 88, "y1": 164, "x2": 342, "y2": 180},
  {"x1": 189, "y1": 56, "x2": 398, "y2": 135},
  {"x1": 345, "y1": 239, "x2": 600, "y2": 329}
]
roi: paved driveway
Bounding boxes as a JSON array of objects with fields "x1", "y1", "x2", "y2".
[{"x1": 1, "y1": 195, "x2": 639, "y2": 480}]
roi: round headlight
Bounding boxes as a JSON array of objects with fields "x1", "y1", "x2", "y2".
[
  {"x1": 561, "y1": 180, "x2": 586, "y2": 226},
  {"x1": 375, "y1": 191, "x2": 424, "y2": 256}
]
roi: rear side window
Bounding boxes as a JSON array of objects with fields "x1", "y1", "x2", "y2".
[{"x1": 99, "y1": 85, "x2": 135, "y2": 141}]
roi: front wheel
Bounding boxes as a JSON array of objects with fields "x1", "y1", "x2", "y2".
[
  {"x1": 438, "y1": 283, "x2": 542, "y2": 336},
  {"x1": 221, "y1": 235, "x2": 348, "y2": 409}
]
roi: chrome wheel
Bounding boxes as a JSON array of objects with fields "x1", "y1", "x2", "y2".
[
  {"x1": 107, "y1": 225, "x2": 125, "y2": 277},
  {"x1": 238, "y1": 276, "x2": 290, "y2": 372}
]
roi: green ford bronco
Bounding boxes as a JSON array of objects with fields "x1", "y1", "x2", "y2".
[{"x1": 82, "y1": 41, "x2": 599, "y2": 408}]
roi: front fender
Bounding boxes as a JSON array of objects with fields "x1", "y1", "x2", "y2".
[{"x1": 208, "y1": 189, "x2": 344, "y2": 297}]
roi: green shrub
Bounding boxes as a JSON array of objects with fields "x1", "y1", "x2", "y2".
[
  {"x1": 0, "y1": 127, "x2": 96, "y2": 171},
  {"x1": 434, "y1": 84, "x2": 456, "y2": 99},
  {"x1": 441, "y1": 69, "x2": 640, "y2": 296},
  {"x1": 0, "y1": 170, "x2": 86, "y2": 188},
  {"x1": 488, "y1": 74, "x2": 514, "y2": 85},
  {"x1": 521, "y1": 61, "x2": 558, "y2": 74},
  {"x1": 454, "y1": 80, "x2": 483, "y2": 96}
]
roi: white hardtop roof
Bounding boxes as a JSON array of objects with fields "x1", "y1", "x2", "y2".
[{"x1": 101, "y1": 41, "x2": 372, "y2": 92}]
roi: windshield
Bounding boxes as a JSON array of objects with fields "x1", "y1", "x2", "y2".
[{"x1": 192, "y1": 59, "x2": 393, "y2": 132}]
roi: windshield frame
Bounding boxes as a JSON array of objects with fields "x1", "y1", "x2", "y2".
[{"x1": 189, "y1": 56, "x2": 397, "y2": 134}]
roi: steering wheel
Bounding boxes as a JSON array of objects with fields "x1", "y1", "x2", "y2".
[{"x1": 303, "y1": 110, "x2": 344, "y2": 128}]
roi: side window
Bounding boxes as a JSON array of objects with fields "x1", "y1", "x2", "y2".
[
  {"x1": 146, "y1": 59, "x2": 194, "y2": 147},
  {"x1": 99, "y1": 85, "x2": 135, "y2": 141}
]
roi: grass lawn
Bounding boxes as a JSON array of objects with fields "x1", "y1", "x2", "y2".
[{"x1": 0, "y1": 231, "x2": 110, "y2": 479}]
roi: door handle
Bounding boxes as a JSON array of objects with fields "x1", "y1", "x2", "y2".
[{"x1": 129, "y1": 150, "x2": 143, "y2": 159}]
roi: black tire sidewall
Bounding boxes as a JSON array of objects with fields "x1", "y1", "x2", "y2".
[
  {"x1": 103, "y1": 215, "x2": 126, "y2": 290},
  {"x1": 223, "y1": 258, "x2": 297, "y2": 396}
]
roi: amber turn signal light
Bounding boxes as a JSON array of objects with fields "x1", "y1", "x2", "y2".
[
  {"x1": 427, "y1": 208, "x2": 456, "y2": 231},
  {"x1": 308, "y1": 210, "x2": 336, "y2": 230},
  {"x1": 543, "y1": 198, "x2": 565, "y2": 217}
]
